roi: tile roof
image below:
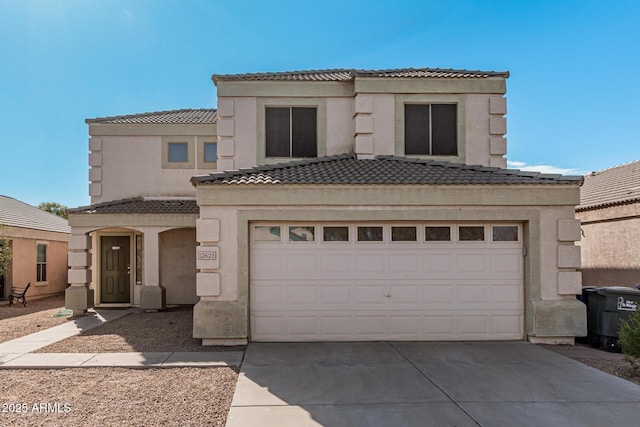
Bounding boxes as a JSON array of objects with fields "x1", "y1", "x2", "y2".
[
  {"x1": 86, "y1": 109, "x2": 217, "y2": 124},
  {"x1": 191, "y1": 154, "x2": 583, "y2": 186},
  {"x1": 69, "y1": 198, "x2": 199, "y2": 215},
  {"x1": 212, "y1": 67, "x2": 509, "y2": 83},
  {"x1": 0, "y1": 196, "x2": 70, "y2": 234},
  {"x1": 577, "y1": 160, "x2": 640, "y2": 211}
]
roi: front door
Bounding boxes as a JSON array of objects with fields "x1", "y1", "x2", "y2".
[{"x1": 101, "y1": 236, "x2": 131, "y2": 303}]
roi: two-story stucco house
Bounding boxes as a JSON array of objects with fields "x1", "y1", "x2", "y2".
[{"x1": 66, "y1": 68, "x2": 586, "y2": 345}]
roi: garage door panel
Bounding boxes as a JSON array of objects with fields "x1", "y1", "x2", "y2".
[
  {"x1": 355, "y1": 254, "x2": 387, "y2": 272},
  {"x1": 424, "y1": 285, "x2": 455, "y2": 304},
  {"x1": 321, "y1": 285, "x2": 352, "y2": 304},
  {"x1": 320, "y1": 254, "x2": 353, "y2": 273},
  {"x1": 389, "y1": 316, "x2": 421, "y2": 335},
  {"x1": 457, "y1": 285, "x2": 490, "y2": 304},
  {"x1": 251, "y1": 223, "x2": 524, "y2": 341},
  {"x1": 424, "y1": 316, "x2": 456, "y2": 336},
  {"x1": 251, "y1": 252, "x2": 284, "y2": 274},
  {"x1": 355, "y1": 315, "x2": 387, "y2": 336},
  {"x1": 355, "y1": 285, "x2": 387, "y2": 304},
  {"x1": 492, "y1": 314, "x2": 524, "y2": 335},
  {"x1": 252, "y1": 284, "x2": 284, "y2": 307},
  {"x1": 490, "y1": 253, "x2": 522, "y2": 273},
  {"x1": 389, "y1": 254, "x2": 420, "y2": 272},
  {"x1": 456, "y1": 254, "x2": 488, "y2": 272},
  {"x1": 321, "y1": 316, "x2": 353, "y2": 336},
  {"x1": 491, "y1": 284, "x2": 523, "y2": 304},
  {"x1": 286, "y1": 316, "x2": 318, "y2": 336},
  {"x1": 387, "y1": 284, "x2": 421, "y2": 304},
  {"x1": 287, "y1": 285, "x2": 317, "y2": 304},
  {"x1": 286, "y1": 254, "x2": 317, "y2": 273},
  {"x1": 458, "y1": 316, "x2": 489, "y2": 335},
  {"x1": 422, "y1": 254, "x2": 454, "y2": 272}
]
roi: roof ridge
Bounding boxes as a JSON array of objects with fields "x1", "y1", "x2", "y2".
[
  {"x1": 69, "y1": 197, "x2": 144, "y2": 213},
  {"x1": 376, "y1": 156, "x2": 582, "y2": 182},
  {"x1": 587, "y1": 159, "x2": 640, "y2": 176},
  {"x1": 192, "y1": 154, "x2": 583, "y2": 186},
  {"x1": 212, "y1": 67, "x2": 510, "y2": 83},
  {"x1": 86, "y1": 108, "x2": 217, "y2": 124},
  {"x1": 192, "y1": 153, "x2": 357, "y2": 184}
]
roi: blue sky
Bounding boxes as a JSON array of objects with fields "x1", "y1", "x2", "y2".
[{"x1": 1, "y1": 0, "x2": 639, "y2": 208}]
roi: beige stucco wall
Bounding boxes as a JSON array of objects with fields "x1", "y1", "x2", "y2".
[
  {"x1": 215, "y1": 77, "x2": 508, "y2": 172},
  {"x1": 90, "y1": 135, "x2": 216, "y2": 203},
  {"x1": 87, "y1": 122, "x2": 216, "y2": 204},
  {"x1": 1, "y1": 226, "x2": 68, "y2": 300},
  {"x1": 193, "y1": 183, "x2": 583, "y2": 344},
  {"x1": 160, "y1": 228, "x2": 198, "y2": 304},
  {"x1": 577, "y1": 203, "x2": 640, "y2": 286}
]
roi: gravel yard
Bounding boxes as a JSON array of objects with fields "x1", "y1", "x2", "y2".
[
  {"x1": 0, "y1": 367, "x2": 239, "y2": 427},
  {"x1": 0, "y1": 294, "x2": 70, "y2": 343},
  {"x1": 3, "y1": 304, "x2": 242, "y2": 426},
  {"x1": 34, "y1": 306, "x2": 245, "y2": 353}
]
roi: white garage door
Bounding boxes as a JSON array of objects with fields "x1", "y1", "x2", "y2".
[{"x1": 250, "y1": 223, "x2": 524, "y2": 342}]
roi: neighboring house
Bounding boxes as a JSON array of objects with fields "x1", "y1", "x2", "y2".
[
  {"x1": 576, "y1": 160, "x2": 640, "y2": 287},
  {"x1": 0, "y1": 195, "x2": 70, "y2": 301},
  {"x1": 66, "y1": 68, "x2": 585, "y2": 345}
]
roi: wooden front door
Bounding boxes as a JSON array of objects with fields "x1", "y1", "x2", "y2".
[{"x1": 101, "y1": 236, "x2": 130, "y2": 303}]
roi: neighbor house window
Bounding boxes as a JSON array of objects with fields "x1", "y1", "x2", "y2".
[
  {"x1": 405, "y1": 104, "x2": 457, "y2": 156},
  {"x1": 168, "y1": 142, "x2": 189, "y2": 162},
  {"x1": 36, "y1": 243, "x2": 47, "y2": 282},
  {"x1": 266, "y1": 107, "x2": 317, "y2": 158},
  {"x1": 204, "y1": 142, "x2": 217, "y2": 163}
]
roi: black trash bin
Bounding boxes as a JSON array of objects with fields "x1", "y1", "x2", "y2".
[{"x1": 587, "y1": 286, "x2": 640, "y2": 352}]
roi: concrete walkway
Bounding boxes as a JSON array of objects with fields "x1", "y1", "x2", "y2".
[
  {"x1": 0, "y1": 308, "x2": 243, "y2": 369},
  {"x1": 227, "y1": 342, "x2": 640, "y2": 427}
]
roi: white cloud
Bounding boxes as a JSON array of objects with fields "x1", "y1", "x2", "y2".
[
  {"x1": 122, "y1": 8, "x2": 135, "y2": 25},
  {"x1": 507, "y1": 160, "x2": 585, "y2": 176}
]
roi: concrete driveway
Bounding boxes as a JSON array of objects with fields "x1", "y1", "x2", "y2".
[{"x1": 226, "y1": 341, "x2": 640, "y2": 427}]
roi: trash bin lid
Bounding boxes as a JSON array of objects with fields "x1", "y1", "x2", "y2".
[{"x1": 595, "y1": 286, "x2": 640, "y2": 296}]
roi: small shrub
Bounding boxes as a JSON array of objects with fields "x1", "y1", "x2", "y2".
[{"x1": 619, "y1": 309, "x2": 640, "y2": 371}]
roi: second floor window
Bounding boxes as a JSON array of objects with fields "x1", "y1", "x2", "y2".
[
  {"x1": 266, "y1": 107, "x2": 317, "y2": 158},
  {"x1": 405, "y1": 104, "x2": 457, "y2": 156},
  {"x1": 204, "y1": 142, "x2": 217, "y2": 163},
  {"x1": 168, "y1": 142, "x2": 189, "y2": 162}
]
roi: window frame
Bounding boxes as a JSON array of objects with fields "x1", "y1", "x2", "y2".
[
  {"x1": 36, "y1": 242, "x2": 48, "y2": 285},
  {"x1": 197, "y1": 140, "x2": 218, "y2": 169},
  {"x1": 256, "y1": 98, "x2": 327, "y2": 165},
  {"x1": 395, "y1": 94, "x2": 466, "y2": 163},
  {"x1": 162, "y1": 136, "x2": 195, "y2": 169}
]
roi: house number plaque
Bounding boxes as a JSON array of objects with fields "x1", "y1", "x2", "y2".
[
  {"x1": 197, "y1": 251, "x2": 217, "y2": 260},
  {"x1": 196, "y1": 246, "x2": 219, "y2": 269}
]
